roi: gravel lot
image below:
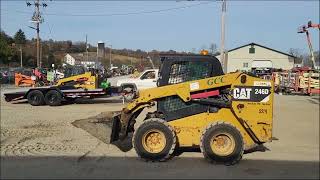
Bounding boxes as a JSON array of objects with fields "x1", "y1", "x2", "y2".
[{"x1": 0, "y1": 85, "x2": 319, "y2": 179}]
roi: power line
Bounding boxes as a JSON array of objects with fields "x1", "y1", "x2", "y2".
[
  {"x1": 2, "y1": 1, "x2": 213, "y2": 17},
  {"x1": 42, "y1": 7, "x2": 53, "y2": 39}
]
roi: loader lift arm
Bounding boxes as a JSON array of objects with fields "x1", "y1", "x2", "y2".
[{"x1": 111, "y1": 72, "x2": 244, "y2": 142}]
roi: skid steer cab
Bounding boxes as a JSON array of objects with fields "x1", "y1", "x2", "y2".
[{"x1": 74, "y1": 54, "x2": 274, "y2": 165}]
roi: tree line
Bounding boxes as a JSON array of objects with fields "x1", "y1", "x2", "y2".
[
  {"x1": 0, "y1": 29, "x2": 203, "y2": 69},
  {"x1": 0, "y1": 29, "x2": 222, "y2": 69}
]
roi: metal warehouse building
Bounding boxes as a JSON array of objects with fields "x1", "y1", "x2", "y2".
[{"x1": 216, "y1": 42, "x2": 296, "y2": 73}]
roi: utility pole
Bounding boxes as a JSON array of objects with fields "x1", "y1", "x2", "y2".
[
  {"x1": 220, "y1": 0, "x2": 227, "y2": 72},
  {"x1": 36, "y1": 0, "x2": 40, "y2": 68},
  {"x1": 128, "y1": 51, "x2": 132, "y2": 66},
  {"x1": 19, "y1": 45, "x2": 23, "y2": 68},
  {"x1": 27, "y1": 0, "x2": 47, "y2": 68},
  {"x1": 86, "y1": 34, "x2": 89, "y2": 62},
  {"x1": 40, "y1": 42, "x2": 42, "y2": 67},
  {"x1": 109, "y1": 45, "x2": 112, "y2": 68}
]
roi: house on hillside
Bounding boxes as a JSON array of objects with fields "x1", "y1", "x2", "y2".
[
  {"x1": 216, "y1": 42, "x2": 297, "y2": 73},
  {"x1": 64, "y1": 54, "x2": 76, "y2": 66},
  {"x1": 63, "y1": 53, "x2": 97, "y2": 68}
]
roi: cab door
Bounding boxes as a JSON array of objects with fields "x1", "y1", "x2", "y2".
[{"x1": 136, "y1": 70, "x2": 157, "y2": 89}]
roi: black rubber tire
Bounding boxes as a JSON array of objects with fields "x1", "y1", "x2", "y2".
[
  {"x1": 44, "y1": 90, "x2": 62, "y2": 106},
  {"x1": 133, "y1": 118, "x2": 176, "y2": 162},
  {"x1": 27, "y1": 90, "x2": 45, "y2": 106},
  {"x1": 200, "y1": 122, "x2": 244, "y2": 165}
]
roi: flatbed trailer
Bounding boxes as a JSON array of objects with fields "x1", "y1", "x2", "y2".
[{"x1": 3, "y1": 85, "x2": 122, "y2": 106}]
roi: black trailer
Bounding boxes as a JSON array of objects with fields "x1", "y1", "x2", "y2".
[{"x1": 3, "y1": 85, "x2": 122, "y2": 106}]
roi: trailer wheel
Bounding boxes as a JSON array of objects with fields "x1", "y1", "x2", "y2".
[
  {"x1": 45, "y1": 90, "x2": 62, "y2": 106},
  {"x1": 200, "y1": 122, "x2": 244, "y2": 165},
  {"x1": 27, "y1": 90, "x2": 45, "y2": 106}
]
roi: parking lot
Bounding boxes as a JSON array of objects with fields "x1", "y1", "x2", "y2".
[{"x1": 0, "y1": 87, "x2": 319, "y2": 179}]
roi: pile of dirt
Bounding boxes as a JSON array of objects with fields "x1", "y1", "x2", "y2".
[{"x1": 71, "y1": 111, "x2": 133, "y2": 152}]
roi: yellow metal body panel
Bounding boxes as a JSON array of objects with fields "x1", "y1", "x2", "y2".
[
  {"x1": 168, "y1": 109, "x2": 256, "y2": 150},
  {"x1": 231, "y1": 75, "x2": 274, "y2": 143},
  {"x1": 55, "y1": 72, "x2": 98, "y2": 89}
]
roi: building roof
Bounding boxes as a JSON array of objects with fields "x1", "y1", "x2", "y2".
[{"x1": 226, "y1": 42, "x2": 296, "y2": 58}]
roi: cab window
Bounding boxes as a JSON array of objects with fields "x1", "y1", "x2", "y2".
[{"x1": 140, "y1": 71, "x2": 156, "y2": 80}]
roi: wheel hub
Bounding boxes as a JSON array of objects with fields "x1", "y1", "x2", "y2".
[
  {"x1": 32, "y1": 95, "x2": 38, "y2": 101},
  {"x1": 49, "y1": 95, "x2": 57, "y2": 102},
  {"x1": 211, "y1": 133, "x2": 235, "y2": 156},
  {"x1": 142, "y1": 129, "x2": 166, "y2": 153}
]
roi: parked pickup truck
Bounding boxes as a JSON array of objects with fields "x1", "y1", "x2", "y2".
[{"x1": 116, "y1": 69, "x2": 159, "y2": 101}]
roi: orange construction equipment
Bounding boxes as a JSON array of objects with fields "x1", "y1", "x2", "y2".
[
  {"x1": 14, "y1": 73, "x2": 36, "y2": 87},
  {"x1": 297, "y1": 20, "x2": 320, "y2": 69},
  {"x1": 272, "y1": 67, "x2": 320, "y2": 95}
]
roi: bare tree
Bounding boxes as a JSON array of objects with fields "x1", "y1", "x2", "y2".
[
  {"x1": 288, "y1": 48, "x2": 303, "y2": 64},
  {"x1": 201, "y1": 45, "x2": 208, "y2": 51},
  {"x1": 209, "y1": 43, "x2": 218, "y2": 55},
  {"x1": 191, "y1": 48, "x2": 196, "y2": 54}
]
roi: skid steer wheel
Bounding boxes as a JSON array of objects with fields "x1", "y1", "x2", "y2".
[
  {"x1": 45, "y1": 90, "x2": 62, "y2": 106},
  {"x1": 27, "y1": 90, "x2": 45, "y2": 106},
  {"x1": 133, "y1": 118, "x2": 176, "y2": 162},
  {"x1": 200, "y1": 122, "x2": 244, "y2": 165}
]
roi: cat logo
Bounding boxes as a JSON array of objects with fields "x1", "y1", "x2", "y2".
[{"x1": 233, "y1": 88, "x2": 252, "y2": 100}]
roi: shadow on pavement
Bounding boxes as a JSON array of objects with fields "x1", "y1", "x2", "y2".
[{"x1": 1, "y1": 156, "x2": 318, "y2": 179}]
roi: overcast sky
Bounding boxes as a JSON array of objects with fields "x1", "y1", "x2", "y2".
[{"x1": 1, "y1": 0, "x2": 319, "y2": 54}]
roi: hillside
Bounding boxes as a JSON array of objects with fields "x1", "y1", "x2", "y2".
[{"x1": 64, "y1": 52, "x2": 156, "y2": 68}]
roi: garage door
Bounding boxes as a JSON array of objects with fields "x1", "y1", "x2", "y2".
[{"x1": 252, "y1": 60, "x2": 273, "y2": 68}]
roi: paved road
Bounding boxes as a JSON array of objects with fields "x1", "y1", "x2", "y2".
[{"x1": 0, "y1": 93, "x2": 319, "y2": 179}]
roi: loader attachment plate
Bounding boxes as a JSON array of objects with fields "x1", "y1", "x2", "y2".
[{"x1": 71, "y1": 111, "x2": 133, "y2": 152}]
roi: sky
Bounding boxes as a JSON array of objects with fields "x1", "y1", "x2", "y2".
[{"x1": 1, "y1": 0, "x2": 319, "y2": 54}]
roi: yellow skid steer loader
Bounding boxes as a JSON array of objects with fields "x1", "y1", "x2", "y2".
[{"x1": 73, "y1": 55, "x2": 274, "y2": 165}]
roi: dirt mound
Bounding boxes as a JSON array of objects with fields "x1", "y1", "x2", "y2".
[{"x1": 71, "y1": 111, "x2": 133, "y2": 152}]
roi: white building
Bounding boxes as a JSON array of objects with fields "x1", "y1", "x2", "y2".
[
  {"x1": 63, "y1": 54, "x2": 76, "y2": 66},
  {"x1": 216, "y1": 43, "x2": 296, "y2": 73},
  {"x1": 80, "y1": 60, "x2": 96, "y2": 68},
  {"x1": 63, "y1": 53, "x2": 97, "y2": 68}
]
